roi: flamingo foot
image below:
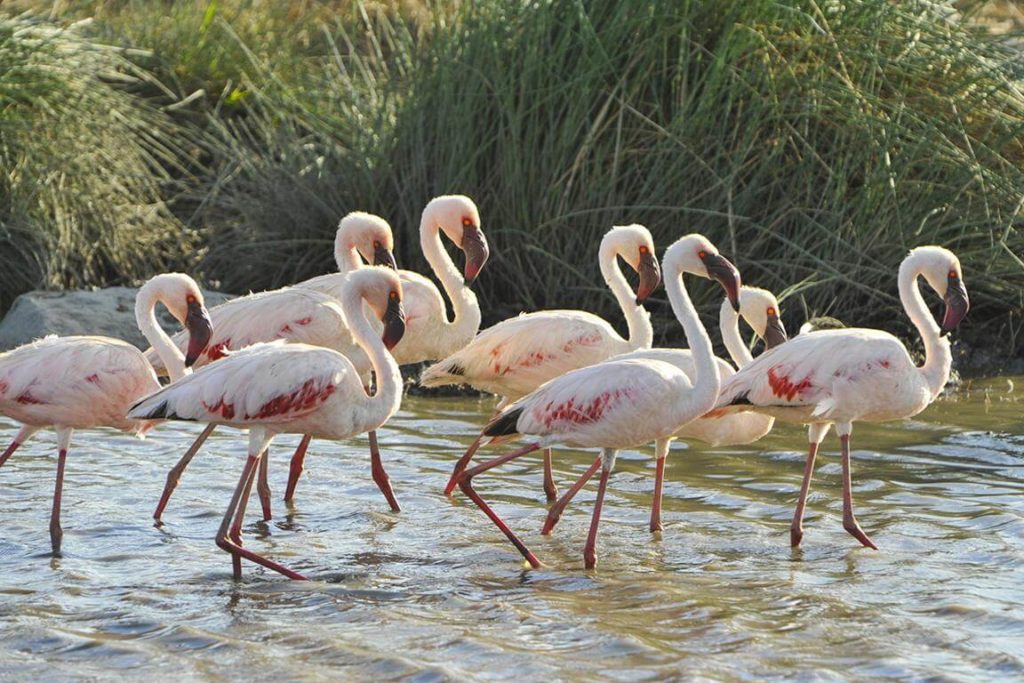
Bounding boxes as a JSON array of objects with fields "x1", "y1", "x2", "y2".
[{"x1": 843, "y1": 518, "x2": 878, "y2": 550}]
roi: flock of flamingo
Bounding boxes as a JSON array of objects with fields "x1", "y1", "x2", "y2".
[{"x1": 0, "y1": 195, "x2": 970, "y2": 579}]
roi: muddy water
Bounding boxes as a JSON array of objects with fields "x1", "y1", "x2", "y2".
[{"x1": 0, "y1": 376, "x2": 1022, "y2": 681}]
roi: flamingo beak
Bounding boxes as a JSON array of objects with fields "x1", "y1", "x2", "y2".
[
  {"x1": 382, "y1": 293, "x2": 406, "y2": 351},
  {"x1": 461, "y1": 224, "x2": 489, "y2": 287},
  {"x1": 764, "y1": 311, "x2": 788, "y2": 349},
  {"x1": 635, "y1": 249, "x2": 661, "y2": 305},
  {"x1": 703, "y1": 253, "x2": 741, "y2": 311},
  {"x1": 941, "y1": 274, "x2": 969, "y2": 336},
  {"x1": 374, "y1": 242, "x2": 397, "y2": 270},
  {"x1": 184, "y1": 300, "x2": 213, "y2": 367}
]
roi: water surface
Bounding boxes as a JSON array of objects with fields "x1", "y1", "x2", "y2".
[{"x1": 1, "y1": 376, "x2": 1022, "y2": 681}]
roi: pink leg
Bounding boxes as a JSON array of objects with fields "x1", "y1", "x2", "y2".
[
  {"x1": 840, "y1": 433, "x2": 878, "y2": 550},
  {"x1": 584, "y1": 464, "x2": 613, "y2": 570},
  {"x1": 791, "y1": 441, "x2": 820, "y2": 547},
  {"x1": 154, "y1": 422, "x2": 216, "y2": 521},
  {"x1": 283, "y1": 434, "x2": 312, "y2": 503},
  {"x1": 444, "y1": 432, "x2": 484, "y2": 496},
  {"x1": 50, "y1": 448, "x2": 68, "y2": 556},
  {"x1": 459, "y1": 443, "x2": 543, "y2": 568},
  {"x1": 542, "y1": 448, "x2": 558, "y2": 502},
  {"x1": 369, "y1": 430, "x2": 400, "y2": 512},
  {"x1": 542, "y1": 456, "x2": 601, "y2": 535},
  {"x1": 650, "y1": 457, "x2": 666, "y2": 533},
  {"x1": 256, "y1": 450, "x2": 272, "y2": 521},
  {"x1": 0, "y1": 425, "x2": 38, "y2": 469},
  {"x1": 215, "y1": 453, "x2": 307, "y2": 581}
]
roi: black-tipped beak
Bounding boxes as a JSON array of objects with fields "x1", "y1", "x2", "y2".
[
  {"x1": 941, "y1": 274, "x2": 969, "y2": 336},
  {"x1": 634, "y1": 249, "x2": 661, "y2": 305},
  {"x1": 703, "y1": 253, "x2": 741, "y2": 311},
  {"x1": 382, "y1": 294, "x2": 406, "y2": 351},
  {"x1": 461, "y1": 224, "x2": 489, "y2": 287},
  {"x1": 374, "y1": 243, "x2": 397, "y2": 270},
  {"x1": 764, "y1": 312, "x2": 788, "y2": 349},
  {"x1": 184, "y1": 300, "x2": 213, "y2": 367}
]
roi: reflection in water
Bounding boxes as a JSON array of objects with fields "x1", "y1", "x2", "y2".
[{"x1": 0, "y1": 377, "x2": 1022, "y2": 679}]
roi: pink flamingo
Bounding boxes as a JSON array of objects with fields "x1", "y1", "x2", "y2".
[
  {"x1": 127, "y1": 267, "x2": 406, "y2": 580},
  {"x1": 714, "y1": 246, "x2": 969, "y2": 549},
  {"x1": 0, "y1": 274, "x2": 213, "y2": 554},
  {"x1": 456, "y1": 234, "x2": 740, "y2": 569}
]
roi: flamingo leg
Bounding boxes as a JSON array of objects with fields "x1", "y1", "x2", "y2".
[
  {"x1": 790, "y1": 440, "x2": 819, "y2": 548},
  {"x1": 50, "y1": 447, "x2": 68, "y2": 557},
  {"x1": 283, "y1": 434, "x2": 312, "y2": 503},
  {"x1": 215, "y1": 448, "x2": 307, "y2": 581},
  {"x1": 458, "y1": 443, "x2": 543, "y2": 568},
  {"x1": 839, "y1": 431, "x2": 878, "y2": 550},
  {"x1": 0, "y1": 425, "x2": 37, "y2": 469},
  {"x1": 369, "y1": 430, "x2": 401, "y2": 512},
  {"x1": 542, "y1": 456, "x2": 601, "y2": 535},
  {"x1": 649, "y1": 438, "x2": 670, "y2": 533},
  {"x1": 154, "y1": 422, "x2": 216, "y2": 521},
  {"x1": 542, "y1": 448, "x2": 558, "y2": 502},
  {"x1": 583, "y1": 454, "x2": 615, "y2": 570},
  {"x1": 444, "y1": 432, "x2": 484, "y2": 496},
  {"x1": 256, "y1": 449, "x2": 272, "y2": 521}
]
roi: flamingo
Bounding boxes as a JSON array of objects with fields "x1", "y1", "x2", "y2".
[
  {"x1": 713, "y1": 246, "x2": 969, "y2": 549},
  {"x1": 127, "y1": 267, "x2": 406, "y2": 581},
  {"x1": 421, "y1": 224, "x2": 663, "y2": 501},
  {"x1": 456, "y1": 234, "x2": 741, "y2": 569},
  {"x1": 541, "y1": 285, "x2": 788, "y2": 535},
  {"x1": 146, "y1": 212, "x2": 401, "y2": 522},
  {"x1": 0, "y1": 273, "x2": 213, "y2": 555}
]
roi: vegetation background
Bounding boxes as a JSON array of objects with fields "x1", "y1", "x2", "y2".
[{"x1": 3, "y1": 0, "x2": 1024, "y2": 362}]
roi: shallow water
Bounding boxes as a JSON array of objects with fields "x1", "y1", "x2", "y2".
[{"x1": 1, "y1": 376, "x2": 1022, "y2": 681}]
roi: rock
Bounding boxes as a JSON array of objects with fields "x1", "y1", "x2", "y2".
[{"x1": 0, "y1": 287, "x2": 234, "y2": 352}]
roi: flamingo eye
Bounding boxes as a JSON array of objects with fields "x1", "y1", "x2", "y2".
[
  {"x1": 698, "y1": 250, "x2": 707, "y2": 259},
  {"x1": 373, "y1": 240, "x2": 381, "y2": 248},
  {"x1": 186, "y1": 294, "x2": 197, "y2": 304},
  {"x1": 389, "y1": 291, "x2": 399, "y2": 301},
  {"x1": 948, "y1": 270, "x2": 958, "y2": 279},
  {"x1": 639, "y1": 245, "x2": 649, "y2": 255},
  {"x1": 767, "y1": 307, "x2": 776, "y2": 317},
  {"x1": 462, "y1": 217, "x2": 473, "y2": 227}
]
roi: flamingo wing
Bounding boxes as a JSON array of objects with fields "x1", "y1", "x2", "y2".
[{"x1": 130, "y1": 342, "x2": 354, "y2": 425}]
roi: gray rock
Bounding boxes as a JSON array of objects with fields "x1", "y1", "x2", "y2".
[{"x1": 0, "y1": 287, "x2": 234, "y2": 352}]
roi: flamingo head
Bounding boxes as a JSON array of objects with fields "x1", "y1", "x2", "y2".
[
  {"x1": 664, "y1": 234, "x2": 741, "y2": 310},
  {"x1": 603, "y1": 224, "x2": 662, "y2": 304},
  {"x1": 356, "y1": 267, "x2": 406, "y2": 351},
  {"x1": 914, "y1": 246, "x2": 969, "y2": 335},
  {"x1": 737, "y1": 286, "x2": 787, "y2": 349},
  {"x1": 425, "y1": 195, "x2": 489, "y2": 287},
  {"x1": 143, "y1": 273, "x2": 214, "y2": 367},
  {"x1": 337, "y1": 212, "x2": 396, "y2": 270}
]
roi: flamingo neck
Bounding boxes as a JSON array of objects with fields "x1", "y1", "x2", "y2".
[
  {"x1": 334, "y1": 242, "x2": 363, "y2": 275},
  {"x1": 898, "y1": 255, "x2": 951, "y2": 398},
  {"x1": 135, "y1": 284, "x2": 189, "y2": 382},
  {"x1": 719, "y1": 298, "x2": 753, "y2": 368},
  {"x1": 420, "y1": 216, "x2": 481, "y2": 353},
  {"x1": 666, "y1": 270, "x2": 720, "y2": 419},
  {"x1": 342, "y1": 287, "x2": 402, "y2": 429},
  {"x1": 598, "y1": 244, "x2": 653, "y2": 350}
]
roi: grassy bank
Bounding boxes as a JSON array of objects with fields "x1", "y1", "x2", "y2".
[{"x1": 3, "y1": 1, "x2": 1024, "y2": 357}]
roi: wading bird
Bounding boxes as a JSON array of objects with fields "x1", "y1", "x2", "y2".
[
  {"x1": 128, "y1": 267, "x2": 406, "y2": 581},
  {"x1": 542, "y1": 286, "x2": 788, "y2": 535},
  {"x1": 422, "y1": 224, "x2": 662, "y2": 501},
  {"x1": 0, "y1": 274, "x2": 213, "y2": 554},
  {"x1": 714, "y1": 246, "x2": 969, "y2": 549},
  {"x1": 457, "y1": 234, "x2": 740, "y2": 569}
]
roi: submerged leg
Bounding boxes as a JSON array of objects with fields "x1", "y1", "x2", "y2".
[
  {"x1": 542, "y1": 456, "x2": 601, "y2": 535},
  {"x1": 791, "y1": 423, "x2": 830, "y2": 547},
  {"x1": 583, "y1": 450, "x2": 616, "y2": 570},
  {"x1": 369, "y1": 430, "x2": 400, "y2": 512},
  {"x1": 49, "y1": 429, "x2": 73, "y2": 556},
  {"x1": 838, "y1": 425, "x2": 877, "y2": 550},
  {"x1": 283, "y1": 434, "x2": 312, "y2": 504},
  {"x1": 649, "y1": 439, "x2": 670, "y2": 533},
  {"x1": 154, "y1": 422, "x2": 216, "y2": 521},
  {"x1": 256, "y1": 448, "x2": 272, "y2": 521},
  {"x1": 542, "y1": 448, "x2": 558, "y2": 503},
  {"x1": 459, "y1": 443, "x2": 543, "y2": 568},
  {"x1": 444, "y1": 432, "x2": 485, "y2": 496},
  {"x1": 0, "y1": 425, "x2": 38, "y2": 469}
]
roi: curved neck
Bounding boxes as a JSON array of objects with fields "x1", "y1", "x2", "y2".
[
  {"x1": 420, "y1": 216, "x2": 481, "y2": 350},
  {"x1": 598, "y1": 246, "x2": 653, "y2": 350},
  {"x1": 666, "y1": 270, "x2": 720, "y2": 418},
  {"x1": 719, "y1": 298, "x2": 753, "y2": 368},
  {"x1": 135, "y1": 287, "x2": 188, "y2": 382},
  {"x1": 898, "y1": 257, "x2": 951, "y2": 397},
  {"x1": 335, "y1": 243, "x2": 363, "y2": 274},
  {"x1": 343, "y1": 287, "x2": 402, "y2": 427}
]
